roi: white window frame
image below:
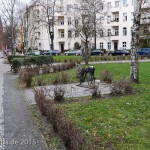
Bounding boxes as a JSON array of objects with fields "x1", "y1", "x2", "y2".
[
  {"x1": 123, "y1": 0, "x2": 127, "y2": 7},
  {"x1": 107, "y1": 29, "x2": 111, "y2": 36},
  {"x1": 100, "y1": 42, "x2": 104, "y2": 49},
  {"x1": 123, "y1": 42, "x2": 127, "y2": 49},
  {"x1": 68, "y1": 17, "x2": 71, "y2": 25},
  {"x1": 123, "y1": 12, "x2": 127, "y2": 21},
  {"x1": 61, "y1": 31, "x2": 64, "y2": 38},
  {"x1": 115, "y1": 1, "x2": 119, "y2": 7},
  {"x1": 108, "y1": 42, "x2": 111, "y2": 50},
  {"x1": 100, "y1": 29, "x2": 103, "y2": 37},
  {"x1": 123, "y1": 27, "x2": 127, "y2": 36},
  {"x1": 68, "y1": 30, "x2": 72, "y2": 38}
]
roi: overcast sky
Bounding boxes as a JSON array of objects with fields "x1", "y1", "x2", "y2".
[{"x1": 20, "y1": 0, "x2": 31, "y2": 4}]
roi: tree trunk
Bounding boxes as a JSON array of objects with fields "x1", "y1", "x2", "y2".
[
  {"x1": 84, "y1": 40, "x2": 89, "y2": 65},
  {"x1": 130, "y1": 0, "x2": 142, "y2": 83}
]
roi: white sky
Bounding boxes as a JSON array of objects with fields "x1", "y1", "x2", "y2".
[{"x1": 20, "y1": 0, "x2": 31, "y2": 4}]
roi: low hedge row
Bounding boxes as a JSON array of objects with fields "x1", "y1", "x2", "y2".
[
  {"x1": 8, "y1": 55, "x2": 54, "y2": 73},
  {"x1": 35, "y1": 89, "x2": 91, "y2": 150}
]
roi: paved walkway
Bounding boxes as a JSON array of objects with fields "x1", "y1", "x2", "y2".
[
  {"x1": 25, "y1": 82, "x2": 111, "y2": 105},
  {"x1": 0, "y1": 59, "x2": 49, "y2": 150}
]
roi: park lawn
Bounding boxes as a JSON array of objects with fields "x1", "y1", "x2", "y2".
[
  {"x1": 58, "y1": 62, "x2": 150, "y2": 149},
  {"x1": 32, "y1": 63, "x2": 130, "y2": 86}
]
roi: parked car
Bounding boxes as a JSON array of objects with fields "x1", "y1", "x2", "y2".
[
  {"x1": 108, "y1": 50, "x2": 130, "y2": 56},
  {"x1": 32, "y1": 50, "x2": 40, "y2": 55},
  {"x1": 44, "y1": 50, "x2": 61, "y2": 56},
  {"x1": 51, "y1": 50, "x2": 61, "y2": 55},
  {"x1": 64, "y1": 49, "x2": 81, "y2": 56},
  {"x1": 91, "y1": 49, "x2": 104, "y2": 56},
  {"x1": 138, "y1": 48, "x2": 150, "y2": 55},
  {"x1": 25, "y1": 51, "x2": 32, "y2": 55}
]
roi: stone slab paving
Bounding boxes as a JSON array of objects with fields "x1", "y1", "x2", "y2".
[
  {"x1": 25, "y1": 82, "x2": 111, "y2": 105},
  {"x1": 0, "y1": 59, "x2": 10, "y2": 150}
]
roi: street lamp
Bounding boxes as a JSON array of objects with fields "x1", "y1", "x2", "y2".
[{"x1": 50, "y1": 31, "x2": 54, "y2": 50}]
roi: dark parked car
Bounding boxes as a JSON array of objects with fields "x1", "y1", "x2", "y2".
[
  {"x1": 108, "y1": 50, "x2": 130, "y2": 56},
  {"x1": 64, "y1": 49, "x2": 81, "y2": 56},
  {"x1": 51, "y1": 50, "x2": 61, "y2": 55},
  {"x1": 44, "y1": 50, "x2": 61, "y2": 56},
  {"x1": 138, "y1": 48, "x2": 150, "y2": 55},
  {"x1": 91, "y1": 49, "x2": 104, "y2": 56}
]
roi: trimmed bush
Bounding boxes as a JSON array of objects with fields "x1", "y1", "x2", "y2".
[
  {"x1": 11, "y1": 59, "x2": 22, "y2": 73},
  {"x1": 100, "y1": 70, "x2": 113, "y2": 84},
  {"x1": 34, "y1": 89, "x2": 91, "y2": 150},
  {"x1": 111, "y1": 78, "x2": 133, "y2": 96},
  {"x1": 54, "y1": 86, "x2": 65, "y2": 102},
  {"x1": 52, "y1": 72, "x2": 70, "y2": 85}
]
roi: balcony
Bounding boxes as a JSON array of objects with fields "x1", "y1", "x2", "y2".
[
  {"x1": 110, "y1": 7, "x2": 119, "y2": 13},
  {"x1": 110, "y1": 35, "x2": 119, "y2": 41},
  {"x1": 57, "y1": 37, "x2": 65, "y2": 42},
  {"x1": 110, "y1": 20, "x2": 119, "y2": 26}
]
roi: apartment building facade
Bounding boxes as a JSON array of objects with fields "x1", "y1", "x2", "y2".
[{"x1": 23, "y1": 0, "x2": 149, "y2": 52}]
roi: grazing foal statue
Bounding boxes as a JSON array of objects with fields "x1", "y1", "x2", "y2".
[{"x1": 79, "y1": 66, "x2": 96, "y2": 85}]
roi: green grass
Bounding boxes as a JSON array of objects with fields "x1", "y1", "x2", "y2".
[
  {"x1": 32, "y1": 63, "x2": 130, "y2": 86},
  {"x1": 58, "y1": 62, "x2": 150, "y2": 149}
]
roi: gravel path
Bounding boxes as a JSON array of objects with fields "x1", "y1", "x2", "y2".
[{"x1": 1, "y1": 59, "x2": 49, "y2": 150}]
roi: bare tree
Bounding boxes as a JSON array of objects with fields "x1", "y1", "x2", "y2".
[
  {"x1": 68, "y1": 0, "x2": 106, "y2": 64},
  {"x1": 0, "y1": 0, "x2": 25, "y2": 55}
]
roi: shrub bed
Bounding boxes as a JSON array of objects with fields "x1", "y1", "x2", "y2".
[{"x1": 35, "y1": 89, "x2": 91, "y2": 150}]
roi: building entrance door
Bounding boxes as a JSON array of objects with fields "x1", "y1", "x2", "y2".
[
  {"x1": 60, "y1": 43, "x2": 64, "y2": 53},
  {"x1": 114, "y1": 42, "x2": 118, "y2": 50}
]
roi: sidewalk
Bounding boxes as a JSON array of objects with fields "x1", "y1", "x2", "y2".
[{"x1": 0, "y1": 59, "x2": 49, "y2": 150}]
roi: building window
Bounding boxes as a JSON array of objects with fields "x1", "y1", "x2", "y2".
[
  {"x1": 108, "y1": 42, "x2": 111, "y2": 50},
  {"x1": 114, "y1": 13, "x2": 119, "y2": 22},
  {"x1": 58, "y1": 18, "x2": 64, "y2": 25},
  {"x1": 123, "y1": 27, "x2": 127, "y2": 36},
  {"x1": 131, "y1": 0, "x2": 134, "y2": 5},
  {"x1": 74, "y1": 19, "x2": 78, "y2": 26},
  {"x1": 75, "y1": 31, "x2": 79, "y2": 37},
  {"x1": 115, "y1": 28, "x2": 119, "y2": 36},
  {"x1": 123, "y1": 42, "x2": 127, "y2": 49},
  {"x1": 48, "y1": 7, "x2": 53, "y2": 14},
  {"x1": 123, "y1": 0, "x2": 127, "y2": 7},
  {"x1": 107, "y1": 29, "x2": 111, "y2": 36},
  {"x1": 115, "y1": 1, "x2": 119, "y2": 7},
  {"x1": 74, "y1": 4, "x2": 78, "y2": 9},
  {"x1": 68, "y1": 17, "x2": 71, "y2": 25},
  {"x1": 68, "y1": 30, "x2": 72, "y2": 38},
  {"x1": 100, "y1": 29, "x2": 103, "y2": 37},
  {"x1": 123, "y1": 13, "x2": 127, "y2": 21},
  {"x1": 107, "y1": 15, "x2": 111, "y2": 23},
  {"x1": 61, "y1": 31, "x2": 64, "y2": 38},
  {"x1": 67, "y1": 5, "x2": 71, "y2": 11},
  {"x1": 100, "y1": 4, "x2": 103, "y2": 11},
  {"x1": 100, "y1": 42, "x2": 103, "y2": 49},
  {"x1": 107, "y1": 2, "x2": 111, "y2": 10}
]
